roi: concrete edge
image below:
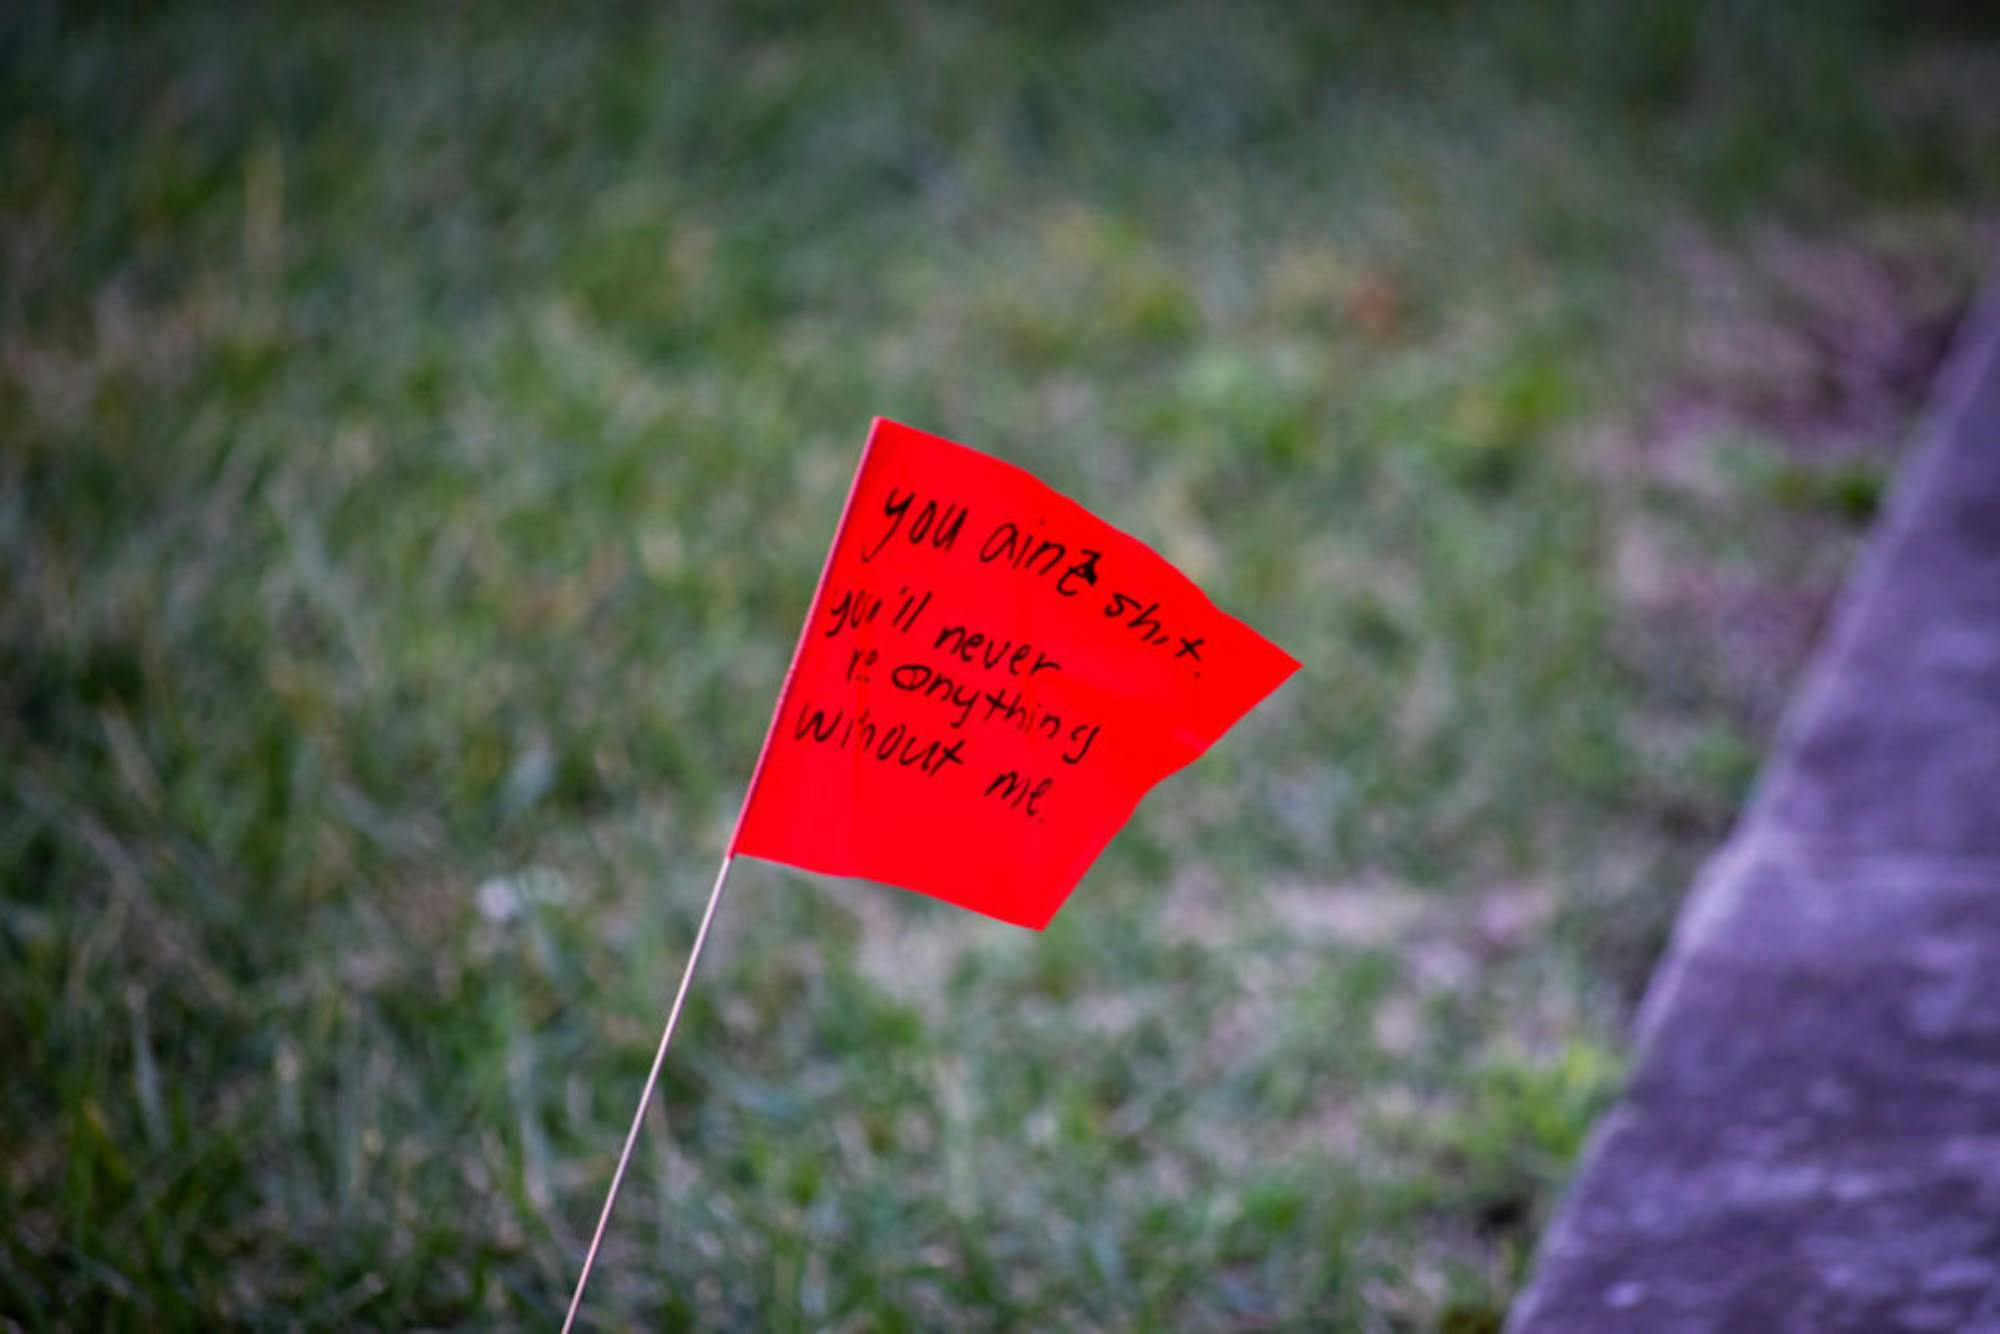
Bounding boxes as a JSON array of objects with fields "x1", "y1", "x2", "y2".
[{"x1": 1504, "y1": 262, "x2": 2000, "y2": 1332}]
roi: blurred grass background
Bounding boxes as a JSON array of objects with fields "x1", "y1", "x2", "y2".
[{"x1": 4, "y1": 0, "x2": 1997, "y2": 1328}]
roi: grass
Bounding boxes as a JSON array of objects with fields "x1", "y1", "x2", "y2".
[{"x1": 4, "y1": 1, "x2": 1997, "y2": 1327}]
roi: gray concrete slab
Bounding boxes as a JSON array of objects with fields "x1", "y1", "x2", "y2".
[
  {"x1": 1511, "y1": 273, "x2": 2000, "y2": 1333},
  {"x1": 1754, "y1": 345, "x2": 2000, "y2": 855}
]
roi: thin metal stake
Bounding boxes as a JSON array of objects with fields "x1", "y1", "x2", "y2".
[
  {"x1": 561, "y1": 853, "x2": 737, "y2": 1333},
  {"x1": 561, "y1": 423, "x2": 883, "y2": 1328}
]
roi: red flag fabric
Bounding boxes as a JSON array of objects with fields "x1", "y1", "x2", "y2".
[{"x1": 730, "y1": 418, "x2": 1299, "y2": 929}]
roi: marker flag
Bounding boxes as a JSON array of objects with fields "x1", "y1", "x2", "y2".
[{"x1": 730, "y1": 418, "x2": 1299, "y2": 928}]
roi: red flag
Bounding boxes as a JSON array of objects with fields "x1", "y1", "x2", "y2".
[{"x1": 730, "y1": 419, "x2": 1299, "y2": 929}]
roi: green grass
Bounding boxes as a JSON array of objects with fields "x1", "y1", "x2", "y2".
[{"x1": 4, "y1": 1, "x2": 1997, "y2": 1327}]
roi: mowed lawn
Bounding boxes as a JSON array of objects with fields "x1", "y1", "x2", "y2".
[{"x1": 4, "y1": 2, "x2": 1997, "y2": 1328}]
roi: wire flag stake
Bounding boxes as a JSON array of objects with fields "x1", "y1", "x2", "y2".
[
  {"x1": 559, "y1": 418, "x2": 876, "y2": 1330},
  {"x1": 560, "y1": 853, "x2": 736, "y2": 1334}
]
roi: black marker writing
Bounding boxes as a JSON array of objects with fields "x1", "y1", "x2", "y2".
[
  {"x1": 977, "y1": 687, "x2": 1103, "y2": 764},
  {"x1": 792, "y1": 699, "x2": 967, "y2": 777},
  {"x1": 888, "y1": 661, "x2": 982, "y2": 729},
  {"x1": 889, "y1": 587, "x2": 932, "y2": 633},
  {"x1": 933, "y1": 622, "x2": 1061, "y2": 677},
  {"x1": 1056, "y1": 548, "x2": 1101, "y2": 596},
  {"x1": 860, "y1": 489, "x2": 968, "y2": 564},
  {"x1": 985, "y1": 769, "x2": 1052, "y2": 817},
  {"x1": 824, "y1": 587, "x2": 882, "y2": 638}
]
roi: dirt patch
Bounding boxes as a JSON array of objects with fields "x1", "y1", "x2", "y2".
[
  {"x1": 1602, "y1": 228, "x2": 1988, "y2": 735},
  {"x1": 1672, "y1": 234, "x2": 1970, "y2": 457}
]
